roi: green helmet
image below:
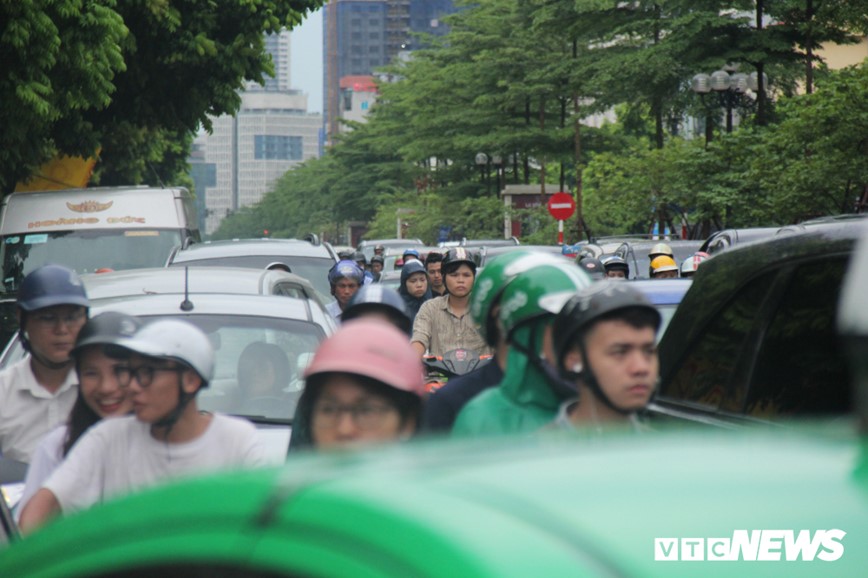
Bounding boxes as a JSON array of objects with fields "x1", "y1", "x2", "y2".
[
  {"x1": 470, "y1": 250, "x2": 565, "y2": 345},
  {"x1": 497, "y1": 261, "x2": 593, "y2": 339}
]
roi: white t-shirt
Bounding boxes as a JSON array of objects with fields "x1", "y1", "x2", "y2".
[
  {"x1": 0, "y1": 357, "x2": 77, "y2": 463},
  {"x1": 17, "y1": 425, "x2": 66, "y2": 518},
  {"x1": 44, "y1": 414, "x2": 268, "y2": 513}
]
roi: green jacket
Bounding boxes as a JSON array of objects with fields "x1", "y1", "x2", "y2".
[{"x1": 452, "y1": 318, "x2": 563, "y2": 437}]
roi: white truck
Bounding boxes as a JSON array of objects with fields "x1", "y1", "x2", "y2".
[{"x1": 0, "y1": 186, "x2": 200, "y2": 293}]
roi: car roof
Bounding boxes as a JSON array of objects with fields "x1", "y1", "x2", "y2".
[
  {"x1": 358, "y1": 238, "x2": 424, "y2": 248},
  {"x1": 628, "y1": 278, "x2": 692, "y2": 305},
  {"x1": 171, "y1": 238, "x2": 336, "y2": 262},
  {"x1": 81, "y1": 267, "x2": 319, "y2": 300},
  {"x1": 89, "y1": 293, "x2": 332, "y2": 328}
]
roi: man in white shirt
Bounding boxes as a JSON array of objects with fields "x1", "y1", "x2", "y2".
[
  {"x1": 19, "y1": 319, "x2": 267, "y2": 533},
  {"x1": 0, "y1": 265, "x2": 89, "y2": 463}
]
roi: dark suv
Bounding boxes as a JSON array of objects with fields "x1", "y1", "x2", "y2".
[{"x1": 648, "y1": 221, "x2": 866, "y2": 428}]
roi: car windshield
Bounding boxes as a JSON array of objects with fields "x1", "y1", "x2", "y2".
[
  {"x1": 170, "y1": 255, "x2": 335, "y2": 302},
  {"x1": 1, "y1": 229, "x2": 182, "y2": 292}
]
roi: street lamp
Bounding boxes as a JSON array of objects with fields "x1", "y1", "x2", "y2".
[
  {"x1": 475, "y1": 152, "x2": 488, "y2": 191},
  {"x1": 691, "y1": 66, "x2": 768, "y2": 140}
]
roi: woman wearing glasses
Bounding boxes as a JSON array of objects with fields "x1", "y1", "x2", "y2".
[
  {"x1": 19, "y1": 319, "x2": 267, "y2": 534},
  {"x1": 289, "y1": 319, "x2": 425, "y2": 452}
]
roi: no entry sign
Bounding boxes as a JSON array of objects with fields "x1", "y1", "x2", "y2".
[{"x1": 547, "y1": 192, "x2": 575, "y2": 221}]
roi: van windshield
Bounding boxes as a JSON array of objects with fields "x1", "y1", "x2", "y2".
[{"x1": 1, "y1": 229, "x2": 182, "y2": 292}]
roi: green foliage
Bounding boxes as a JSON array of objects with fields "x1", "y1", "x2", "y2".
[{"x1": 1, "y1": 0, "x2": 323, "y2": 193}]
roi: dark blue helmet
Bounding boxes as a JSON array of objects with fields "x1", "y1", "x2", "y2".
[
  {"x1": 18, "y1": 265, "x2": 89, "y2": 312},
  {"x1": 328, "y1": 260, "x2": 365, "y2": 286}
]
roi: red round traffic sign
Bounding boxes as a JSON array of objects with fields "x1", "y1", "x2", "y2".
[{"x1": 547, "y1": 192, "x2": 575, "y2": 220}]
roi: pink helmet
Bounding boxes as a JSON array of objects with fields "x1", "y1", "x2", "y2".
[{"x1": 304, "y1": 319, "x2": 424, "y2": 397}]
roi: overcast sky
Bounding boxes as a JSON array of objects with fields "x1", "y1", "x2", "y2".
[{"x1": 291, "y1": 8, "x2": 324, "y2": 113}]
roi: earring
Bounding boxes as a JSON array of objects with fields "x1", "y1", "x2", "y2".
[{"x1": 571, "y1": 363, "x2": 583, "y2": 373}]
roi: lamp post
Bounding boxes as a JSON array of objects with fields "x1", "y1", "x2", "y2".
[
  {"x1": 475, "y1": 152, "x2": 488, "y2": 193},
  {"x1": 491, "y1": 155, "x2": 503, "y2": 195},
  {"x1": 691, "y1": 67, "x2": 768, "y2": 142}
]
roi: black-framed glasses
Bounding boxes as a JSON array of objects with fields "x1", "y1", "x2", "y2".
[
  {"x1": 114, "y1": 365, "x2": 184, "y2": 388},
  {"x1": 312, "y1": 401, "x2": 397, "y2": 430}
]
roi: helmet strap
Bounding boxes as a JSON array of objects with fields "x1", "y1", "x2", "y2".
[
  {"x1": 576, "y1": 342, "x2": 632, "y2": 417},
  {"x1": 512, "y1": 323, "x2": 578, "y2": 401},
  {"x1": 151, "y1": 373, "x2": 196, "y2": 437}
]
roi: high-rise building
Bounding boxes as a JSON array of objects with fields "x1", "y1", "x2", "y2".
[
  {"x1": 323, "y1": 0, "x2": 457, "y2": 143},
  {"x1": 190, "y1": 30, "x2": 323, "y2": 236}
]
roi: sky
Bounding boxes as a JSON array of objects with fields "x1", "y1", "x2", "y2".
[{"x1": 291, "y1": 7, "x2": 324, "y2": 113}]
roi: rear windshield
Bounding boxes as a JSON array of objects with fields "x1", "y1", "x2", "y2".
[{"x1": 2, "y1": 229, "x2": 183, "y2": 292}]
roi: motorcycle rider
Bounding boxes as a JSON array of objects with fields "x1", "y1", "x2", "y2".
[
  {"x1": 398, "y1": 259, "x2": 432, "y2": 325},
  {"x1": 648, "y1": 242, "x2": 674, "y2": 277},
  {"x1": 424, "y1": 251, "x2": 446, "y2": 297},
  {"x1": 602, "y1": 255, "x2": 630, "y2": 280},
  {"x1": 326, "y1": 260, "x2": 366, "y2": 321},
  {"x1": 422, "y1": 250, "x2": 563, "y2": 432},
  {"x1": 452, "y1": 260, "x2": 593, "y2": 436},
  {"x1": 650, "y1": 255, "x2": 679, "y2": 279},
  {"x1": 679, "y1": 251, "x2": 710, "y2": 278},
  {"x1": 289, "y1": 320, "x2": 425, "y2": 452},
  {"x1": 369, "y1": 254, "x2": 385, "y2": 282},
  {"x1": 550, "y1": 281, "x2": 661, "y2": 431},
  {"x1": 19, "y1": 319, "x2": 266, "y2": 533},
  {"x1": 411, "y1": 248, "x2": 489, "y2": 358},
  {"x1": 0, "y1": 265, "x2": 89, "y2": 463},
  {"x1": 352, "y1": 251, "x2": 375, "y2": 284}
]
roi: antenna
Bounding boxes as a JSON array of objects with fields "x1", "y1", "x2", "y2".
[{"x1": 180, "y1": 266, "x2": 194, "y2": 311}]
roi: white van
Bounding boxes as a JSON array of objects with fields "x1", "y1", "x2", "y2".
[{"x1": 0, "y1": 186, "x2": 200, "y2": 292}]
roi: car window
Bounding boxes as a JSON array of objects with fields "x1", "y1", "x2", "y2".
[
  {"x1": 745, "y1": 258, "x2": 852, "y2": 418},
  {"x1": 661, "y1": 271, "x2": 777, "y2": 410},
  {"x1": 146, "y1": 314, "x2": 325, "y2": 423}
]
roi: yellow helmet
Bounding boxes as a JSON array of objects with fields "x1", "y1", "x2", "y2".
[{"x1": 650, "y1": 255, "x2": 678, "y2": 274}]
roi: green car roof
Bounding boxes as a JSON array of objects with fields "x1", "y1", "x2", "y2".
[{"x1": 2, "y1": 427, "x2": 866, "y2": 577}]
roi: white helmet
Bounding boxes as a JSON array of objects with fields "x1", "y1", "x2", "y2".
[{"x1": 117, "y1": 319, "x2": 215, "y2": 383}]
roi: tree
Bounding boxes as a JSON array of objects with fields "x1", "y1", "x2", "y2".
[{"x1": 1, "y1": 0, "x2": 323, "y2": 194}]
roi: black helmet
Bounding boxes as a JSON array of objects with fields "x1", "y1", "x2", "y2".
[
  {"x1": 18, "y1": 265, "x2": 89, "y2": 312},
  {"x1": 352, "y1": 251, "x2": 367, "y2": 265},
  {"x1": 337, "y1": 249, "x2": 355, "y2": 260},
  {"x1": 342, "y1": 284, "x2": 412, "y2": 335},
  {"x1": 553, "y1": 281, "x2": 660, "y2": 369},
  {"x1": 576, "y1": 257, "x2": 605, "y2": 281},
  {"x1": 71, "y1": 311, "x2": 143, "y2": 360},
  {"x1": 602, "y1": 255, "x2": 630, "y2": 277},
  {"x1": 442, "y1": 248, "x2": 477, "y2": 275},
  {"x1": 370, "y1": 254, "x2": 385, "y2": 265}
]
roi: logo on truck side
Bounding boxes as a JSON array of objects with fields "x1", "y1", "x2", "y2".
[{"x1": 66, "y1": 200, "x2": 113, "y2": 213}]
